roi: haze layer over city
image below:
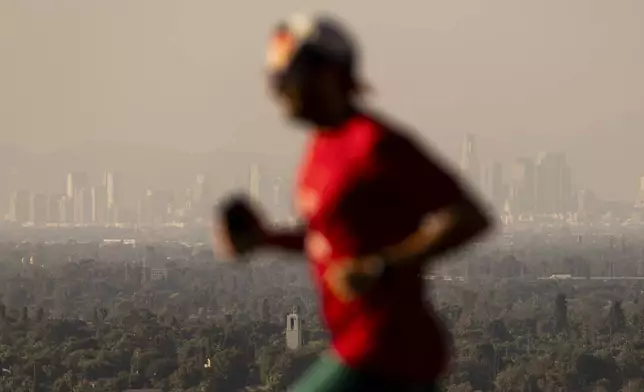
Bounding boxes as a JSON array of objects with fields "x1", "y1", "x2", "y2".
[
  {"x1": 1, "y1": 1, "x2": 644, "y2": 392},
  {"x1": 2, "y1": 0, "x2": 644, "y2": 205}
]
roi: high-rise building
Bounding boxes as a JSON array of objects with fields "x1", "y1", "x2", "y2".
[
  {"x1": 483, "y1": 162, "x2": 504, "y2": 210},
  {"x1": 73, "y1": 188, "x2": 92, "y2": 224},
  {"x1": 509, "y1": 158, "x2": 536, "y2": 214},
  {"x1": 273, "y1": 177, "x2": 283, "y2": 207},
  {"x1": 66, "y1": 172, "x2": 91, "y2": 224},
  {"x1": 249, "y1": 164, "x2": 260, "y2": 201},
  {"x1": 91, "y1": 186, "x2": 108, "y2": 225},
  {"x1": 31, "y1": 194, "x2": 48, "y2": 224},
  {"x1": 47, "y1": 195, "x2": 64, "y2": 223},
  {"x1": 66, "y1": 172, "x2": 88, "y2": 199},
  {"x1": 535, "y1": 152, "x2": 572, "y2": 214},
  {"x1": 459, "y1": 134, "x2": 480, "y2": 188},
  {"x1": 60, "y1": 196, "x2": 74, "y2": 223},
  {"x1": 9, "y1": 190, "x2": 31, "y2": 223},
  {"x1": 635, "y1": 176, "x2": 644, "y2": 208},
  {"x1": 104, "y1": 172, "x2": 121, "y2": 223}
]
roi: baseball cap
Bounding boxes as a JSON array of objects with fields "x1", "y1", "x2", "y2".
[{"x1": 266, "y1": 13, "x2": 358, "y2": 77}]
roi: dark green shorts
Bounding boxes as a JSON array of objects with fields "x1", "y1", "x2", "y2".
[{"x1": 289, "y1": 354, "x2": 438, "y2": 392}]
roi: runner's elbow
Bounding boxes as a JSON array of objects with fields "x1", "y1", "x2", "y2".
[{"x1": 454, "y1": 196, "x2": 493, "y2": 241}]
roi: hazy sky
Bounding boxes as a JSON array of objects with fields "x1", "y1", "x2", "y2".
[{"x1": 1, "y1": 0, "x2": 643, "y2": 199}]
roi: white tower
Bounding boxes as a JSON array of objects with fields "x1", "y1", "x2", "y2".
[
  {"x1": 286, "y1": 306, "x2": 303, "y2": 350},
  {"x1": 104, "y1": 172, "x2": 120, "y2": 224},
  {"x1": 249, "y1": 164, "x2": 260, "y2": 202},
  {"x1": 273, "y1": 177, "x2": 282, "y2": 207},
  {"x1": 459, "y1": 134, "x2": 480, "y2": 188},
  {"x1": 635, "y1": 176, "x2": 644, "y2": 208}
]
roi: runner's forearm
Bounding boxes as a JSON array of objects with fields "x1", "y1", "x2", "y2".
[{"x1": 381, "y1": 198, "x2": 491, "y2": 266}]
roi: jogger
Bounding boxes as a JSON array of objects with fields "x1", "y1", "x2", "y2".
[{"x1": 214, "y1": 12, "x2": 491, "y2": 391}]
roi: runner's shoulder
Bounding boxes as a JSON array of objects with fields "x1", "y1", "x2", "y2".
[{"x1": 359, "y1": 111, "x2": 423, "y2": 158}]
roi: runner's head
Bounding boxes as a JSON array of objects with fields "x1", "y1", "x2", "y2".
[{"x1": 266, "y1": 13, "x2": 363, "y2": 127}]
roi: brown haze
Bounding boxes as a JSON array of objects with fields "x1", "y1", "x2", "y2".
[{"x1": 1, "y1": 0, "x2": 643, "y2": 200}]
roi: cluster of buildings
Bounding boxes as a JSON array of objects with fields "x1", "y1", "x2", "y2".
[
  {"x1": 459, "y1": 134, "x2": 644, "y2": 224},
  {"x1": 460, "y1": 134, "x2": 572, "y2": 216},
  {"x1": 636, "y1": 177, "x2": 644, "y2": 209},
  {"x1": 7, "y1": 139, "x2": 644, "y2": 227},
  {"x1": 5, "y1": 164, "x2": 290, "y2": 227},
  {"x1": 8, "y1": 172, "x2": 121, "y2": 226}
]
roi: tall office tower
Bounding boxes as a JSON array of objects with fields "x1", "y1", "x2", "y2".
[
  {"x1": 56, "y1": 197, "x2": 66, "y2": 223},
  {"x1": 483, "y1": 162, "x2": 504, "y2": 210},
  {"x1": 91, "y1": 186, "x2": 109, "y2": 225},
  {"x1": 459, "y1": 134, "x2": 480, "y2": 188},
  {"x1": 66, "y1": 172, "x2": 89, "y2": 199},
  {"x1": 31, "y1": 194, "x2": 48, "y2": 224},
  {"x1": 509, "y1": 158, "x2": 536, "y2": 215},
  {"x1": 273, "y1": 177, "x2": 283, "y2": 207},
  {"x1": 137, "y1": 191, "x2": 152, "y2": 226},
  {"x1": 47, "y1": 195, "x2": 64, "y2": 223},
  {"x1": 249, "y1": 164, "x2": 260, "y2": 201},
  {"x1": 73, "y1": 187, "x2": 92, "y2": 224},
  {"x1": 635, "y1": 176, "x2": 644, "y2": 208},
  {"x1": 60, "y1": 195, "x2": 74, "y2": 223},
  {"x1": 535, "y1": 152, "x2": 572, "y2": 214},
  {"x1": 66, "y1": 172, "x2": 90, "y2": 224},
  {"x1": 104, "y1": 172, "x2": 120, "y2": 223},
  {"x1": 9, "y1": 190, "x2": 31, "y2": 223},
  {"x1": 272, "y1": 177, "x2": 287, "y2": 220}
]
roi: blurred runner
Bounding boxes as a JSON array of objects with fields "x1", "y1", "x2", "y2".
[{"x1": 215, "y1": 13, "x2": 491, "y2": 392}]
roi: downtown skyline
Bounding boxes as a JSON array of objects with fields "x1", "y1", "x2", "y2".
[{"x1": 3, "y1": 133, "x2": 644, "y2": 227}]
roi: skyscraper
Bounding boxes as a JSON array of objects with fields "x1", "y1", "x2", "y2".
[
  {"x1": 483, "y1": 162, "x2": 504, "y2": 210},
  {"x1": 47, "y1": 195, "x2": 64, "y2": 223},
  {"x1": 635, "y1": 176, "x2": 644, "y2": 208},
  {"x1": 9, "y1": 190, "x2": 31, "y2": 223},
  {"x1": 73, "y1": 187, "x2": 92, "y2": 224},
  {"x1": 459, "y1": 134, "x2": 480, "y2": 188},
  {"x1": 66, "y1": 172, "x2": 88, "y2": 199},
  {"x1": 535, "y1": 152, "x2": 572, "y2": 214},
  {"x1": 249, "y1": 164, "x2": 260, "y2": 201},
  {"x1": 273, "y1": 177, "x2": 283, "y2": 207},
  {"x1": 91, "y1": 186, "x2": 108, "y2": 224},
  {"x1": 509, "y1": 158, "x2": 536, "y2": 214},
  {"x1": 61, "y1": 196, "x2": 74, "y2": 224},
  {"x1": 31, "y1": 194, "x2": 48, "y2": 224},
  {"x1": 66, "y1": 172, "x2": 91, "y2": 224},
  {"x1": 104, "y1": 172, "x2": 120, "y2": 223}
]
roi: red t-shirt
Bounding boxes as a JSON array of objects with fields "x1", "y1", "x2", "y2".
[{"x1": 295, "y1": 113, "x2": 463, "y2": 382}]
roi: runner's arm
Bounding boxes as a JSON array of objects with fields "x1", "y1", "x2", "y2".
[
  {"x1": 381, "y1": 193, "x2": 490, "y2": 265},
  {"x1": 376, "y1": 134, "x2": 492, "y2": 267}
]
